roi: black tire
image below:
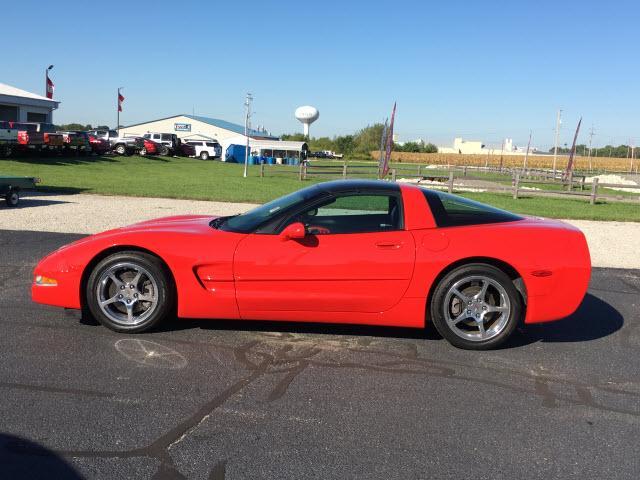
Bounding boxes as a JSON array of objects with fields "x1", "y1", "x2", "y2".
[
  {"x1": 429, "y1": 263, "x2": 522, "y2": 350},
  {"x1": 200, "y1": 151, "x2": 209, "y2": 160},
  {"x1": 160, "y1": 146, "x2": 169, "y2": 156},
  {"x1": 5, "y1": 189, "x2": 19, "y2": 207},
  {"x1": 114, "y1": 144, "x2": 126, "y2": 155},
  {"x1": 86, "y1": 251, "x2": 174, "y2": 333},
  {"x1": 139, "y1": 147, "x2": 147, "y2": 156}
]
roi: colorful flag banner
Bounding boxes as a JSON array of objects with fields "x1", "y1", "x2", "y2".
[
  {"x1": 378, "y1": 118, "x2": 388, "y2": 178},
  {"x1": 380, "y1": 102, "x2": 396, "y2": 178},
  {"x1": 118, "y1": 90, "x2": 125, "y2": 112},
  {"x1": 564, "y1": 117, "x2": 582, "y2": 181},
  {"x1": 45, "y1": 72, "x2": 54, "y2": 99}
]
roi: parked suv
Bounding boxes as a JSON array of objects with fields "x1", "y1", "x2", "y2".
[
  {"x1": 86, "y1": 129, "x2": 144, "y2": 155},
  {"x1": 184, "y1": 140, "x2": 222, "y2": 160},
  {"x1": 142, "y1": 133, "x2": 181, "y2": 156}
]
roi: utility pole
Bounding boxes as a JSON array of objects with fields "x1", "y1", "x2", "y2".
[
  {"x1": 243, "y1": 93, "x2": 253, "y2": 178},
  {"x1": 552, "y1": 109, "x2": 562, "y2": 175},
  {"x1": 588, "y1": 125, "x2": 595, "y2": 171}
]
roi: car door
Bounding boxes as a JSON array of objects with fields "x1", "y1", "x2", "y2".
[{"x1": 233, "y1": 192, "x2": 416, "y2": 315}]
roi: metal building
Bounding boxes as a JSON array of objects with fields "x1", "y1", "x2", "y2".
[{"x1": 0, "y1": 83, "x2": 60, "y2": 123}]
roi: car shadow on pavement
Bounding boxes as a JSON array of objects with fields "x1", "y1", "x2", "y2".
[
  {"x1": 78, "y1": 294, "x2": 622, "y2": 347},
  {"x1": 505, "y1": 293, "x2": 623, "y2": 348},
  {"x1": 0, "y1": 433, "x2": 83, "y2": 479}
]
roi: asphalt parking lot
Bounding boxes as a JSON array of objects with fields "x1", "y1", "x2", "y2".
[{"x1": 1, "y1": 229, "x2": 639, "y2": 479}]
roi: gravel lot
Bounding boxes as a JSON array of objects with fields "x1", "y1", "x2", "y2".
[{"x1": 1, "y1": 192, "x2": 639, "y2": 269}]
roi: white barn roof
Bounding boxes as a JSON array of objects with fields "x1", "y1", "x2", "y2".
[{"x1": 0, "y1": 83, "x2": 59, "y2": 105}]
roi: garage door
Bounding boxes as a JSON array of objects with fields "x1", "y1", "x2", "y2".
[
  {"x1": 0, "y1": 105, "x2": 18, "y2": 121},
  {"x1": 27, "y1": 112, "x2": 47, "y2": 122}
]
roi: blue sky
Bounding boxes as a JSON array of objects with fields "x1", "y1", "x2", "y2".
[{"x1": 2, "y1": 0, "x2": 639, "y2": 149}]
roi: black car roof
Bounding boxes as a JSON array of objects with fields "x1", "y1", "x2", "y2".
[{"x1": 313, "y1": 179, "x2": 400, "y2": 194}]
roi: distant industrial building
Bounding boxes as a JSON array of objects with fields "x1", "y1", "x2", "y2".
[
  {"x1": 438, "y1": 137, "x2": 533, "y2": 155},
  {"x1": 0, "y1": 82, "x2": 60, "y2": 123}
]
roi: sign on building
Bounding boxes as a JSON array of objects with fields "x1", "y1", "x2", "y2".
[{"x1": 174, "y1": 123, "x2": 191, "y2": 132}]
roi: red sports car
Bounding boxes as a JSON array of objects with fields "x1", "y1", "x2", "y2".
[{"x1": 32, "y1": 180, "x2": 591, "y2": 349}]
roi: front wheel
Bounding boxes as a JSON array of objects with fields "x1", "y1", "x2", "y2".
[
  {"x1": 200, "y1": 151, "x2": 209, "y2": 160},
  {"x1": 160, "y1": 146, "x2": 169, "y2": 156},
  {"x1": 114, "y1": 144, "x2": 126, "y2": 155},
  {"x1": 429, "y1": 263, "x2": 522, "y2": 350},
  {"x1": 86, "y1": 251, "x2": 174, "y2": 333}
]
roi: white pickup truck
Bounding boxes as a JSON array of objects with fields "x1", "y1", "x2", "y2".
[{"x1": 0, "y1": 121, "x2": 18, "y2": 157}]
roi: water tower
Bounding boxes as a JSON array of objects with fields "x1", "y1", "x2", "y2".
[{"x1": 295, "y1": 106, "x2": 319, "y2": 137}]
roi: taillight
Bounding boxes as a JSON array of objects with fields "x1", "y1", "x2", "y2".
[{"x1": 18, "y1": 131, "x2": 28, "y2": 144}]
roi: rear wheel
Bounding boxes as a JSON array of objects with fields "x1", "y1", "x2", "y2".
[
  {"x1": 160, "y1": 146, "x2": 169, "y2": 156},
  {"x1": 86, "y1": 251, "x2": 174, "y2": 333},
  {"x1": 200, "y1": 151, "x2": 209, "y2": 160},
  {"x1": 429, "y1": 263, "x2": 522, "y2": 350},
  {"x1": 114, "y1": 144, "x2": 126, "y2": 155},
  {"x1": 5, "y1": 189, "x2": 19, "y2": 207}
]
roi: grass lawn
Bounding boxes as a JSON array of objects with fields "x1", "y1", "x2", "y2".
[{"x1": 1, "y1": 154, "x2": 639, "y2": 221}]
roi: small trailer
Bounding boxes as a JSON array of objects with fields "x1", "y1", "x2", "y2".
[{"x1": 0, "y1": 175, "x2": 40, "y2": 207}]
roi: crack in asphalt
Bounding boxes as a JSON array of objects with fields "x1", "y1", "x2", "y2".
[{"x1": 5, "y1": 329, "x2": 640, "y2": 478}]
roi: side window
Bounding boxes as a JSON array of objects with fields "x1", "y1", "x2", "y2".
[
  {"x1": 143, "y1": 134, "x2": 150, "y2": 139},
  {"x1": 288, "y1": 193, "x2": 402, "y2": 235},
  {"x1": 206, "y1": 142, "x2": 216, "y2": 147},
  {"x1": 153, "y1": 134, "x2": 161, "y2": 140},
  {"x1": 161, "y1": 134, "x2": 172, "y2": 141},
  {"x1": 422, "y1": 190, "x2": 522, "y2": 227}
]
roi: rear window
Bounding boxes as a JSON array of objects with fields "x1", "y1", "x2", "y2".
[
  {"x1": 187, "y1": 141, "x2": 202, "y2": 146},
  {"x1": 422, "y1": 189, "x2": 522, "y2": 227}
]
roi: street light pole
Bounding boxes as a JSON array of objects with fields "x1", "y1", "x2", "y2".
[{"x1": 243, "y1": 93, "x2": 253, "y2": 178}]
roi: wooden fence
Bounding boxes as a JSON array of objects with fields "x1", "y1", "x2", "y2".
[{"x1": 257, "y1": 162, "x2": 640, "y2": 206}]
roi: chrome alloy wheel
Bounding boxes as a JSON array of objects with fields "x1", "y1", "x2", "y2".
[
  {"x1": 96, "y1": 262, "x2": 159, "y2": 326},
  {"x1": 443, "y1": 275, "x2": 511, "y2": 342}
]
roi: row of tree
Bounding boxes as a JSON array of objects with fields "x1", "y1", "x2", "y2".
[
  {"x1": 54, "y1": 123, "x2": 110, "y2": 131},
  {"x1": 548, "y1": 144, "x2": 637, "y2": 158},
  {"x1": 282, "y1": 124, "x2": 437, "y2": 156}
]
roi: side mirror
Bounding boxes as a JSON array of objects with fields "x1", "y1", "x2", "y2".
[{"x1": 280, "y1": 222, "x2": 306, "y2": 241}]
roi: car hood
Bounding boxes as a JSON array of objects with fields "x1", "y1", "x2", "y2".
[
  {"x1": 112, "y1": 214, "x2": 219, "y2": 234},
  {"x1": 51, "y1": 215, "x2": 220, "y2": 253}
]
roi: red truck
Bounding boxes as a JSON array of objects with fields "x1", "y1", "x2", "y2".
[{"x1": 10, "y1": 122, "x2": 64, "y2": 153}]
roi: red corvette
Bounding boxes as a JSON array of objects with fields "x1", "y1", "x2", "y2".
[{"x1": 32, "y1": 180, "x2": 591, "y2": 349}]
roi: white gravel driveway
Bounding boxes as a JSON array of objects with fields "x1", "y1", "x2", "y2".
[{"x1": 1, "y1": 192, "x2": 638, "y2": 269}]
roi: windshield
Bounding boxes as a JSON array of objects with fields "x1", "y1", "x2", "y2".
[{"x1": 218, "y1": 185, "x2": 321, "y2": 233}]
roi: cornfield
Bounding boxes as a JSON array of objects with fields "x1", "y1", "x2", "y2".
[{"x1": 370, "y1": 151, "x2": 639, "y2": 173}]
